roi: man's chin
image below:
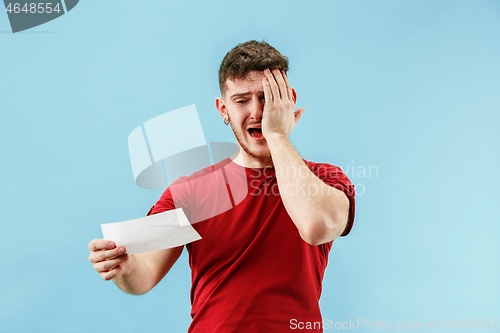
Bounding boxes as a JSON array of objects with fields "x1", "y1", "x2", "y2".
[
  {"x1": 247, "y1": 148, "x2": 272, "y2": 160},
  {"x1": 239, "y1": 142, "x2": 269, "y2": 160}
]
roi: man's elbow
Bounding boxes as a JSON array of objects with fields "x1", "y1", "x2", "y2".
[
  {"x1": 298, "y1": 216, "x2": 347, "y2": 246},
  {"x1": 113, "y1": 281, "x2": 153, "y2": 296}
]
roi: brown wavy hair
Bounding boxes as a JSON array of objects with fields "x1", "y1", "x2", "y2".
[{"x1": 218, "y1": 40, "x2": 289, "y2": 97}]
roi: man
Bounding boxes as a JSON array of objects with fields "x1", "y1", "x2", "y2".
[{"x1": 89, "y1": 40, "x2": 355, "y2": 332}]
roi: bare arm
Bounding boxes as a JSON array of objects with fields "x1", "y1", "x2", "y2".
[
  {"x1": 266, "y1": 135, "x2": 350, "y2": 245},
  {"x1": 262, "y1": 68, "x2": 350, "y2": 245},
  {"x1": 89, "y1": 239, "x2": 183, "y2": 295}
]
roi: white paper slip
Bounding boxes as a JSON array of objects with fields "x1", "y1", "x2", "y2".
[{"x1": 101, "y1": 208, "x2": 202, "y2": 255}]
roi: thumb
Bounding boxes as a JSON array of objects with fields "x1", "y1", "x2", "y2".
[{"x1": 294, "y1": 107, "x2": 305, "y2": 125}]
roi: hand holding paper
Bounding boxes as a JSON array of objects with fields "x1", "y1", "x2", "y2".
[
  {"x1": 101, "y1": 208, "x2": 202, "y2": 255},
  {"x1": 88, "y1": 239, "x2": 129, "y2": 281}
]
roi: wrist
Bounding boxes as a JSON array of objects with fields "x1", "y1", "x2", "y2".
[{"x1": 264, "y1": 132, "x2": 289, "y2": 145}]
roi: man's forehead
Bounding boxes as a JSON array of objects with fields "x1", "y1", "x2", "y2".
[
  {"x1": 227, "y1": 71, "x2": 265, "y2": 84},
  {"x1": 226, "y1": 71, "x2": 265, "y2": 91}
]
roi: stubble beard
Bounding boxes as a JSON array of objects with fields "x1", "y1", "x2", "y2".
[{"x1": 228, "y1": 114, "x2": 271, "y2": 161}]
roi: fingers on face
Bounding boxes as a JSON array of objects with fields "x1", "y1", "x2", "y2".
[
  {"x1": 272, "y1": 69, "x2": 288, "y2": 99},
  {"x1": 264, "y1": 69, "x2": 279, "y2": 101},
  {"x1": 270, "y1": 69, "x2": 283, "y2": 99},
  {"x1": 262, "y1": 76, "x2": 273, "y2": 102},
  {"x1": 264, "y1": 69, "x2": 293, "y2": 102},
  {"x1": 281, "y1": 70, "x2": 293, "y2": 101}
]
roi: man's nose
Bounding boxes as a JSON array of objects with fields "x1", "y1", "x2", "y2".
[{"x1": 250, "y1": 98, "x2": 264, "y2": 120}]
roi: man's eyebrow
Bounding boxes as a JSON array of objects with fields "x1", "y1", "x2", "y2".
[
  {"x1": 229, "y1": 92, "x2": 251, "y2": 100},
  {"x1": 229, "y1": 91, "x2": 266, "y2": 100}
]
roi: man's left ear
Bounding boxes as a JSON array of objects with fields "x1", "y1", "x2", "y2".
[{"x1": 292, "y1": 88, "x2": 297, "y2": 103}]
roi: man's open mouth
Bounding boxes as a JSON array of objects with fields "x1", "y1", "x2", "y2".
[{"x1": 247, "y1": 127, "x2": 264, "y2": 139}]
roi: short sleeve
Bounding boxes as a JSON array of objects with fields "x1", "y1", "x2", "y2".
[
  {"x1": 305, "y1": 161, "x2": 356, "y2": 237},
  {"x1": 147, "y1": 176, "x2": 192, "y2": 220}
]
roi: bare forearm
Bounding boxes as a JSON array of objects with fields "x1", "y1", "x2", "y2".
[
  {"x1": 267, "y1": 134, "x2": 349, "y2": 245},
  {"x1": 112, "y1": 254, "x2": 156, "y2": 295},
  {"x1": 112, "y1": 246, "x2": 183, "y2": 295}
]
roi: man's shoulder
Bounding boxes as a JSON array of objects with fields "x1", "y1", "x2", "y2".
[
  {"x1": 302, "y1": 159, "x2": 344, "y2": 177},
  {"x1": 171, "y1": 158, "x2": 233, "y2": 185},
  {"x1": 303, "y1": 159, "x2": 355, "y2": 200}
]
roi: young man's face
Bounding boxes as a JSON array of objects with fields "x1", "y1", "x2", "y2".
[{"x1": 216, "y1": 71, "x2": 271, "y2": 163}]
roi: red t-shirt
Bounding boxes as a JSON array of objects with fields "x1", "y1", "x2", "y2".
[{"x1": 148, "y1": 158, "x2": 355, "y2": 332}]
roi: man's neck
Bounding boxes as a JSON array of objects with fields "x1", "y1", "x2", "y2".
[{"x1": 231, "y1": 151, "x2": 274, "y2": 169}]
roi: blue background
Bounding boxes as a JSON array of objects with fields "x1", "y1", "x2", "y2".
[{"x1": 1, "y1": 0, "x2": 499, "y2": 332}]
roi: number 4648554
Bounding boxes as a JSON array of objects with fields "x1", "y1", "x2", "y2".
[{"x1": 5, "y1": 3, "x2": 62, "y2": 14}]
